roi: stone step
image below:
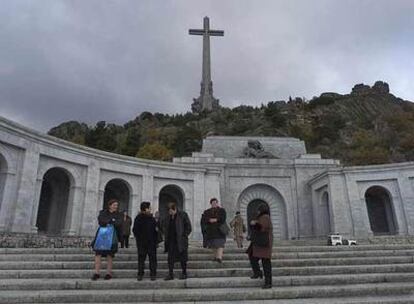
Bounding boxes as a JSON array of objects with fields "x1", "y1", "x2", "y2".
[
  {"x1": 2, "y1": 263, "x2": 414, "y2": 279},
  {"x1": 65, "y1": 294, "x2": 414, "y2": 304},
  {"x1": 2, "y1": 249, "x2": 414, "y2": 261},
  {"x1": 1, "y1": 282, "x2": 414, "y2": 303},
  {"x1": 3, "y1": 244, "x2": 414, "y2": 254},
  {"x1": 2, "y1": 273, "x2": 414, "y2": 291},
  {"x1": 1, "y1": 255, "x2": 413, "y2": 270}
]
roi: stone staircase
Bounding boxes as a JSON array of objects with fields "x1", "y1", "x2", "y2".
[{"x1": 1, "y1": 242, "x2": 414, "y2": 303}]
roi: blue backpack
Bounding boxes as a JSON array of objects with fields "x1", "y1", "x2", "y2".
[{"x1": 92, "y1": 225, "x2": 118, "y2": 251}]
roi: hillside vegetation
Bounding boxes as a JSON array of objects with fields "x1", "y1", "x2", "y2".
[{"x1": 48, "y1": 81, "x2": 414, "y2": 165}]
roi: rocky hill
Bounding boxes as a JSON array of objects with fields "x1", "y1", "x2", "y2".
[{"x1": 48, "y1": 81, "x2": 414, "y2": 165}]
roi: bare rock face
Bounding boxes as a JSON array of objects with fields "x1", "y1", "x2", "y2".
[
  {"x1": 351, "y1": 81, "x2": 390, "y2": 96},
  {"x1": 351, "y1": 83, "x2": 371, "y2": 95},
  {"x1": 372, "y1": 81, "x2": 390, "y2": 94}
]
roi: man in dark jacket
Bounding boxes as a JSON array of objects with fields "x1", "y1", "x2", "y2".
[
  {"x1": 161, "y1": 202, "x2": 192, "y2": 280},
  {"x1": 133, "y1": 202, "x2": 158, "y2": 281}
]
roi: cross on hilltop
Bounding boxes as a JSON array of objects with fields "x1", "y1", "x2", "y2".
[{"x1": 189, "y1": 16, "x2": 223, "y2": 113}]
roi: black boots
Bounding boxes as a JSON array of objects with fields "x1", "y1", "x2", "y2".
[
  {"x1": 250, "y1": 271, "x2": 263, "y2": 279},
  {"x1": 262, "y1": 283, "x2": 272, "y2": 289}
]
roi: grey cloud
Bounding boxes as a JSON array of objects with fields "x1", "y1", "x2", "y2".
[{"x1": 1, "y1": 0, "x2": 414, "y2": 131}]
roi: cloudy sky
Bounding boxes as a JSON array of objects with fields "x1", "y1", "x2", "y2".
[{"x1": 1, "y1": 0, "x2": 414, "y2": 131}]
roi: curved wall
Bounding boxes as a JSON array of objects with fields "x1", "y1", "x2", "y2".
[
  {"x1": 0, "y1": 116, "x2": 220, "y2": 239},
  {"x1": 5, "y1": 116, "x2": 414, "y2": 241}
]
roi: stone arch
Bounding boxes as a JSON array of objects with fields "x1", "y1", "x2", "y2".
[
  {"x1": 365, "y1": 186, "x2": 397, "y2": 235},
  {"x1": 36, "y1": 167, "x2": 74, "y2": 235},
  {"x1": 319, "y1": 192, "x2": 331, "y2": 235},
  {"x1": 103, "y1": 179, "x2": 132, "y2": 213},
  {"x1": 158, "y1": 184, "x2": 185, "y2": 222},
  {"x1": 238, "y1": 184, "x2": 288, "y2": 240},
  {"x1": 0, "y1": 153, "x2": 7, "y2": 212}
]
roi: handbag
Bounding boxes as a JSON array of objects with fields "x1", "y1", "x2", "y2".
[
  {"x1": 92, "y1": 225, "x2": 117, "y2": 251},
  {"x1": 219, "y1": 222, "x2": 230, "y2": 236},
  {"x1": 251, "y1": 230, "x2": 269, "y2": 247}
]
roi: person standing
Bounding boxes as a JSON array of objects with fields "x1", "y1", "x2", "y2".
[
  {"x1": 161, "y1": 202, "x2": 192, "y2": 280},
  {"x1": 120, "y1": 211, "x2": 132, "y2": 248},
  {"x1": 230, "y1": 211, "x2": 246, "y2": 248},
  {"x1": 247, "y1": 204, "x2": 273, "y2": 289},
  {"x1": 133, "y1": 202, "x2": 158, "y2": 281},
  {"x1": 201, "y1": 198, "x2": 227, "y2": 263},
  {"x1": 91, "y1": 199, "x2": 123, "y2": 281}
]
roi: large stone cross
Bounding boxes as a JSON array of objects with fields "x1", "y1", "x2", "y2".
[{"x1": 189, "y1": 16, "x2": 224, "y2": 113}]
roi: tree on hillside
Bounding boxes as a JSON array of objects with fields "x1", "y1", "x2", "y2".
[
  {"x1": 173, "y1": 126, "x2": 202, "y2": 157},
  {"x1": 136, "y1": 142, "x2": 173, "y2": 161},
  {"x1": 120, "y1": 126, "x2": 142, "y2": 156}
]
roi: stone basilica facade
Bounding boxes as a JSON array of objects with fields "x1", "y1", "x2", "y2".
[{"x1": 1, "y1": 115, "x2": 414, "y2": 241}]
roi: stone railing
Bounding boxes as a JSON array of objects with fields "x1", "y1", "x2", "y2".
[{"x1": 0, "y1": 233, "x2": 92, "y2": 248}]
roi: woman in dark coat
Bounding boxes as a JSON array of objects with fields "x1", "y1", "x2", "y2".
[
  {"x1": 133, "y1": 202, "x2": 158, "y2": 281},
  {"x1": 201, "y1": 198, "x2": 227, "y2": 263},
  {"x1": 91, "y1": 199, "x2": 123, "y2": 281},
  {"x1": 161, "y1": 202, "x2": 192, "y2": 280},
  {"x1": 247, "y1": 204, "x2": 273, "y2": 289}
]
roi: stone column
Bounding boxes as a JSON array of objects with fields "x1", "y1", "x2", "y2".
[
  {"x1": 0, "y1": 171, "x2": 17, "y2": 232},
  {"x1": 396, "y1": 176, "x2": 414, "y2": 235},
  {"x1": 343, "y1": 175, "x2": 373, "y2": 238},
  {"x1": 130, "y1": 193, "x2": 141, "y2": 218},
  {"x1": 11, "y1": 148, "x2": 40, "y2": 233},
  {"x1": 80, "y1": 162, "x2": 100, "y2": 236},
  {"x1": 142, "y1": 174, "x2": 154, "y2": 206},
  {"x1": 28, "y1": 177, "x2": 44, "y2": 233},
  {"x1": 192, "y1": 172, "x2": 205, "y2": 240},
  {"x1": 327, "y1": 173, "x2": 356, "y2": 237}
]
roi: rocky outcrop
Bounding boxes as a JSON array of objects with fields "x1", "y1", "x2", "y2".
[{"x1": 351, "y1": 81, "x2": 390, "y2": 96}]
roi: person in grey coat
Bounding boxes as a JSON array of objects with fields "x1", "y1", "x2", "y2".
[{"x1": 160, "y1": 202, "x2": 192, "y2": 280}]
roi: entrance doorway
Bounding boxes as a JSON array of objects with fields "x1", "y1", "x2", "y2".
[
  {"x1": 36, "y1": 168, "x2": 71, "y2": 235},
  {"x1": 365, "y1": 186, "x2": 396, "y2": 235}
]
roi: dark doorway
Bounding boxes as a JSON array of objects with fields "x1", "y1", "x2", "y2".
[
  {"x1": 365, "y1": 186, "x2": 396, "y2": 235},
  {"x1": 159, "y1": 185, "x2": 184, "y2": 222},
  {"x1": 103, "y1": 179, "x2": 130, "y2": 213},
  {"x1": 320, "y1": 192, "x2": 331, "y2": 235},
  {"x1": 36, "y1": 168, "x2": 71, "y2": 235},
  {"x1": 247, "y1": 199, "x2": 269, "y2": 236}
]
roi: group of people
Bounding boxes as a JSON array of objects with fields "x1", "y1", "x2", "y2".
[{"x1": 91, "y1": 197, "x2": 273, "y2": 289}]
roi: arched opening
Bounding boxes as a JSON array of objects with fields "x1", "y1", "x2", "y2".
[
  {"x1": 247, "y1": 199, "x2": 270, "y2": 236},
  {"x1": 103, "y1": 179, "x2": 130, "y2": 213},
  {"x1": 36, "y1": 168, "x2": 71, "y2": 235},
  {"x1": 365, "y1": 186, "x2": 397, "y2": 235},
  {"x1": 320, "y1": 192, "x2": 331, "y2": 235},
  {"x1": 159, "y1": 185, "x2": 184, "y2": 222},
  {"x1": 238, "y1": 184, "x2": 288, "y2": 240}
]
